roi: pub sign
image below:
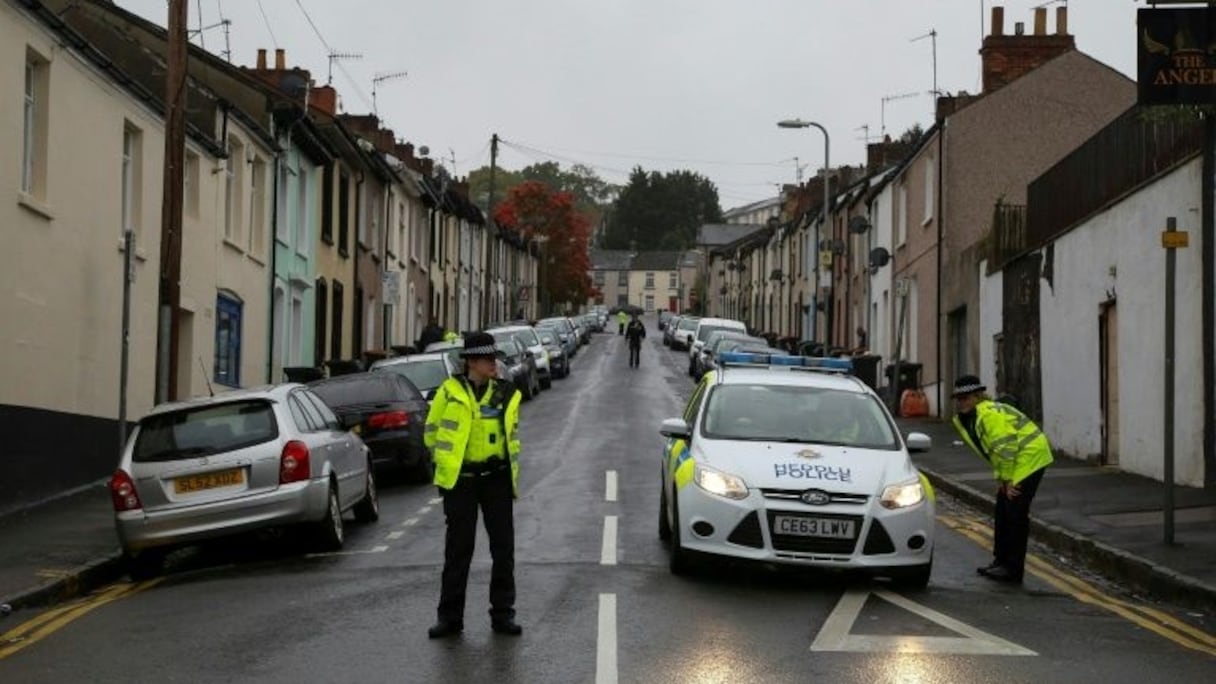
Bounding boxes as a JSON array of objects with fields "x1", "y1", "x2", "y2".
[{"x1": 1138, "y1": 7, "x2": 1216, "y2": 105}]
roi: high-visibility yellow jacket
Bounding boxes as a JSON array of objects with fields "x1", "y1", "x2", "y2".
[
  {"x1": 425, "y1": 376, "x2": 522, "y2": 495},
  {"x1": 443, "y1": 330, "x2": 459, "y2": 343},
  {"x1": 952, "y1": 399, "x2": 1052, "y2": 485},
  {"x1": 617, "y1": 311, "x2": 628, "y2": 324}
]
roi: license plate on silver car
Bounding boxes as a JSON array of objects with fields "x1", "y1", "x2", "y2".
[{"x1": 773, "y1": 515, "x2": 855, "y2": 539}]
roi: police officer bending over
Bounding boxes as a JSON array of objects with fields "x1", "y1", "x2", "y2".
[{"x1": 426, "y1": 332, "x2": 524, "y2": 638}]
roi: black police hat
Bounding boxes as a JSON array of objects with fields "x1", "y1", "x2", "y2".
[
  {"x1": 460, "y1": 331, "x2": 498, "y2": 359},
  {"x1": 952, "y1": 374, "x2": 987, "y2": 398}
]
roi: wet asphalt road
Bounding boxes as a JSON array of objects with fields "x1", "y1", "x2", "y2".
[{"x1": 1, "y1": 322, "x2": 1214, "y2": 682}]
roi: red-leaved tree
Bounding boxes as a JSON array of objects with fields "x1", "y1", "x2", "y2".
[{"x1": 494, "y1": 181, "x2": 594, "y2": 313}]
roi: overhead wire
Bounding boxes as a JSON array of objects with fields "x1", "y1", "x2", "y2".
[
  {"x1": 292, "y1": 0, "x2": 375, "y2": 113},
  {"x1": 256, "y1": 0, "x2": 279, "y2": 50}
]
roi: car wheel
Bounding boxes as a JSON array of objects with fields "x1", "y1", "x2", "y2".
[
  {"x1": 520, "y1": 376, "x2": 534, "y2": 400},
  {"x1": 353, "y1": 465, "x2": 380, "y2": 523},
  {"x1": 669, "y1": 487, "x2": 694, "y2": 576},
  {"x1": 314, "y1": 482, "x2": 344, "y2": 551},
  {"x1": 658, "y1": 482, "x2": 671, "y2": 542},
  {"x1": 687, "y1": 360, "x2": 696, "y2": 377},
  {"x1": 540, "y1": 374, "x2": 552, "y2": 390},
  {"x1": 125, "y1": 549, "x2": 164, "y2": 581},
  {"x1": 888, "y1": 556, "x2": 933, "y2": 590}
]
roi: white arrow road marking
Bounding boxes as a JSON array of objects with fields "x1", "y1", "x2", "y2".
[
  {"x1": 605, "y1": 470, "x2": 618, "y2": 502},
  {"x1": 596, "y1": 593, "x2": 617, "y2": 684},
  {"x1": 810, "y1": 590, "x2": 1037, "y2": 656},
  {"x1": 306, "y1": 545, "x2": 390, "y2": 559},
  {"x1": 601, "y1": 516, "x2": 618, "y2": 565}
]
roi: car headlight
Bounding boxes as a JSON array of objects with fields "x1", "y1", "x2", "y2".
[
  {"x1": 551, "y1": 349, "x2": 563, "y2": 357},
  {"x1": 694, "y1": 463, "x2": 749, "y2": 500},
  {"x1": 880, "y1": 480, "x2": 925, "y2": 509}
]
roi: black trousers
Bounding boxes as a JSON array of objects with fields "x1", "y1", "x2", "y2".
[
  {"x1": 628, "y1": 343, "x2": 640, "y2": 367},
  {"x1": 437, "y1": 467, "x2": 515, "y2": 624},
  {"x1": 618, "y1": 323, "x2": 624, "y2": 335},
  {"x1": 992, "y1": 466, "x2": 1046, "y2": 577}
]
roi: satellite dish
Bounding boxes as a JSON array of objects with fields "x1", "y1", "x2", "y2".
[
  {"x1": 869, "y1": 247, "x2": 891, "y2": 269},
  {"x1": 848, "y1": 216, "x2": 872, "y2": 234},
  {"x1": 418, "y1": 145, "x2": 430, "y2": 157}
]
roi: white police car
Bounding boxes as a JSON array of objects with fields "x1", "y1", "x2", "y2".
[{"x1": 658, "y1": 352, "x2": 936, "y2": 587}]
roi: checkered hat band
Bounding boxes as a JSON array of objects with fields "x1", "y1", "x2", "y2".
[
  {"x1": 953, "y1": 383, "x2": 985, "y2": 395},
  {"x1": 461, "y1": 345, "x2": 497, "y2": 357}
]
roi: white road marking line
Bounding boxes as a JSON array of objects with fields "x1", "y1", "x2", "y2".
[
  {"x1": 306, "y1": 546, "x2": 389, "y2": 559},
  {"x1": 601, "y1": 516, "x2": 618, "y2": 565},
  {"x1": 418, "y1": 506, "x2": 433, "y2": 515},
  {"x1": 387, "y1": 531, "x2": 404, "y2": 541},
  {"x1": 596, "y1": 594, "x2": 618, "y2": 684},
  {"x1": 605, "y1": 470, "x2": 618, "y2": 502},
  {"x1": 810, "y1": 590, "x2": 1037, "y2": 656},
  {"x1": 428, "y1": 497, "x2": 442, "y2": 505},
  {"x1": 401, "y1": 517, "x2": 419, "y2": 527}
]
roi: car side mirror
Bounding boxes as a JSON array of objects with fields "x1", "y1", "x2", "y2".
[
  {"x1": 906, "y1": 432, "x2": 932, "y2": 453},
  {"x1": 659, "y1": 417, "x2": 693, "y2": 441}
]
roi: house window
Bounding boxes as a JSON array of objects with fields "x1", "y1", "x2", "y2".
[
  {"x1": 225, "y1": 139, "x2": 245, "y2": 245},
  {"x1": 276, "y1": 164, "x2": 289, "y2": 242},
  {"x1": 645, "y1": 272, "x2": 655, "y2": 289},
  {"x1": 331, "y1": 280, "x2": 345, "y2": 360},
  {"x1": 185, "y1": 152, "x2": 200, "y2": 218},
  {"x1": 617, "y1": 271, "x2": 627, "y2": 287},
  {"x1": 897, "y1": 184, "x2": 908, "y2": 247},
  {"x1": 617, "y1": 294, "x2": 628, "y2": 307},
  {"x1": 315, "y1": 278, "x2": 328, "y2": 366},
  {"x1": 121, "y1": 124, "x2": 142, "y2": 239},
  {"x1": 645, "y1": 295, "x2": 654, "y2": 311},
  {"x1": 249, "y1": 157, "x2": 266, "y2": 254},
  {"x1": 320, "y1": 164, "x2": 334, "y2": 244},
  {"x1": 296, "y1": 164, "x2": 308, "y2": 255},
  {"x1": 594, "y1": 271, "x2": 605, "y2": 286},
  {"x1": 923, "y1": 156, "x2": 935, "y2": 225},
  {"x1": 22, "y1": 50, "x2": 49, "y2": 199},
  {"x1": 668, "y1": 271, "x2": 676, "y2": 288},
  {"x1": 338, "y1": 170, "x2": 350, "y2": 256},
  {"x1": 215, "y1": 293, "x2": 243, "y2": 387}
]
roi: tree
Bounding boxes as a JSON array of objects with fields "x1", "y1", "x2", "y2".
[
  {"x1": 493, "y1": 181, "x2": 595, "y2": 312},
  {"x1": 601, "y1": 167, "x2": 722, "y2": 251}
]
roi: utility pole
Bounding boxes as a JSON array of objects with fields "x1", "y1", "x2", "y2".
[
  {"x1": 489, "y1": 134, "x2": 504, "y2": 317},
  {"x1": 156, "y1": 0, "x2": 188, "y2": 404},
  {"x1": 486, "y1": 134, "x2": 499, "y2": 322}
]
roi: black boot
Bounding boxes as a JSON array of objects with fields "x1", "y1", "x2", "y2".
[
  {"x1": 491, "y1": 618, "x2": 523, "y2": 635},
  {"x1": 428, "y1": 621, "x2": 463, "y2": 639}
]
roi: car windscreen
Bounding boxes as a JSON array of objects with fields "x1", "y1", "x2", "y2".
[
  {"x1": 697, "y1": 325, "x2": 741, "y2": 343},
  {"x1": 512, "y1": 329, "x2": 539, "y2": 348},
  {"x1": 539, "y1": 318, "x2": 572, "y2": 333},
  {"x1": 710, "y1": 335, "x2": 765, "y2": 354},
  {"x1": 311, "y1": 374, "x2": 416, "y2": 407},
  {"x1": 538, "y1": 331, "x2": 558, "y2": 346},
  {"x1": 133, "y1": 400, "x2": 279, "y2": 463},
  {"x1": 700, "y1": 384, "x2": 899, "y2": 449},
  {"x1": 678, "y1": 319, "x2": 699, "y2": 331},
  {"x1": 494, "y1": 338, "x2": 521, "y2": 362},
  {"x1": 374, "y1": 360, "x2": 448, "y2": 393}
]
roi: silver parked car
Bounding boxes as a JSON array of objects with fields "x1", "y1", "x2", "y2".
[{"x1": 110, "y1": 384, "x2": 379, "y2": 578}]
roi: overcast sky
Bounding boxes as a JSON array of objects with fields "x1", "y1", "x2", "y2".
[{"x1": 117, "y1": 0, "x2": 1140, "y2": 209}]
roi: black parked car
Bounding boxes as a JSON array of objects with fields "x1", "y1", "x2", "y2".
[
  {"x1": 493, "y1": 336, "x2": 541, "y2": 400},
  {"x1": 310, "y1": 373, "x2": 432, "y2": 482}
]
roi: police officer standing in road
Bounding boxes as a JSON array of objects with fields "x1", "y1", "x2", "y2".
[
  {"x1": 425, "y1": 332, "x2": 524, "y2": 638},
  {"x1": 951, "y1": 375, "x2": 1053, "y2": 584},
  {"x1": 625, "y1": 313, "x2": 646, "y2": 368},
  {"x1": 617, "y1": 309, "x2": 628, "y2": 335}
]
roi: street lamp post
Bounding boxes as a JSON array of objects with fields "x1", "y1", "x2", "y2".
[{"x1": 777, "y1": 119, "x2": 829, "y2": 346}]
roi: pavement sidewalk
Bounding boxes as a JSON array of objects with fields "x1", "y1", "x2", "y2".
[
  {"x1": 901, "y1": 416, "x2": 1216, "y2": 614},
  {"x1": 1, "y1": 419, "x2": 1215, "y2": 618}
]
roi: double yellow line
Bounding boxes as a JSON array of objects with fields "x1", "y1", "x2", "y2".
[
  {"x1": 938, "y1": 513, "x2": 1216, "y2": 657},
  {"x1": 0, "y1": 579, "x2": 161, "y2": 661}
]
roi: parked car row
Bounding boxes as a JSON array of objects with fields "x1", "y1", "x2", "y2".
[{"x1": 110, "y1": 314, "x2": 605, "y2": 578}]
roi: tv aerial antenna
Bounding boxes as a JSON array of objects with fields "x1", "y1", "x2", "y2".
[
  {"x1": 372, "y1": 71, "x2": 408, "y2": 117},
  {"x1": 327, "y1": 51, "x2": 363, "y2": 86},
  {"x1": 881, "y1": 92, "x2": 920, "y2": 137}
]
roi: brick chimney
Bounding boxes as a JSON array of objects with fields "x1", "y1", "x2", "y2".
[
  {"x1": 980, "y1": 5, "x2": 1075, "y2": 93},
  {"x1": 310, "y1": 85, "x2": 338, "y2": 117},
  {"x1": 256, "y1": 48, "x2": 267, "y2": 70},
  {"x1": 866, "y1": 135, "x2": 921, "y2": 172}
]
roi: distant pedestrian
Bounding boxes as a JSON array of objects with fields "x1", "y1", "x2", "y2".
[
  {"x1": 625, "y1": 313, "x2": 646, "y2": 368},
  {"x1": 951, "y1": 375, "x2": 1053, "y2": 584},
  {"x1": 425, "y1": 332, "x2": 523, "y2": 638},
  {"x1": 418, "y1": 318, "x2": 445, "y2": 350},
  {"x1": 617, "y1": 310, "x2": 628, "y2": 335}
]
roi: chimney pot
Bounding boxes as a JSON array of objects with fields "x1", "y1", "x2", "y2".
[
  {"x1": 1056, "y1": 6, "x2": 1068, "y2": 35},
  {"x1": 1034, "y1": 7, "x2": 1047, "y2": 35},
  {"x1": 275, "y1": 48, "x2": 286, "y2": 70},
  {"x1": 991, "y1": 6, "x2": 1004, "y2": 36},
  {"x1": 1015, "y1": 21, "x2": 1025, "y2": 36},
  {"x1": 256, "y1": 49, "x2": 267, "y2": 70}
]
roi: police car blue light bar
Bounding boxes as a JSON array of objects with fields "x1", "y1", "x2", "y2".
[{"x1": 718, "y1": 352, "x2": 853, "y2": 372}]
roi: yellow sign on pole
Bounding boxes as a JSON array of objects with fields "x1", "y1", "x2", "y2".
[{"x1": 1162, "y1": 231, "x2": 1189, "y2": 249}]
